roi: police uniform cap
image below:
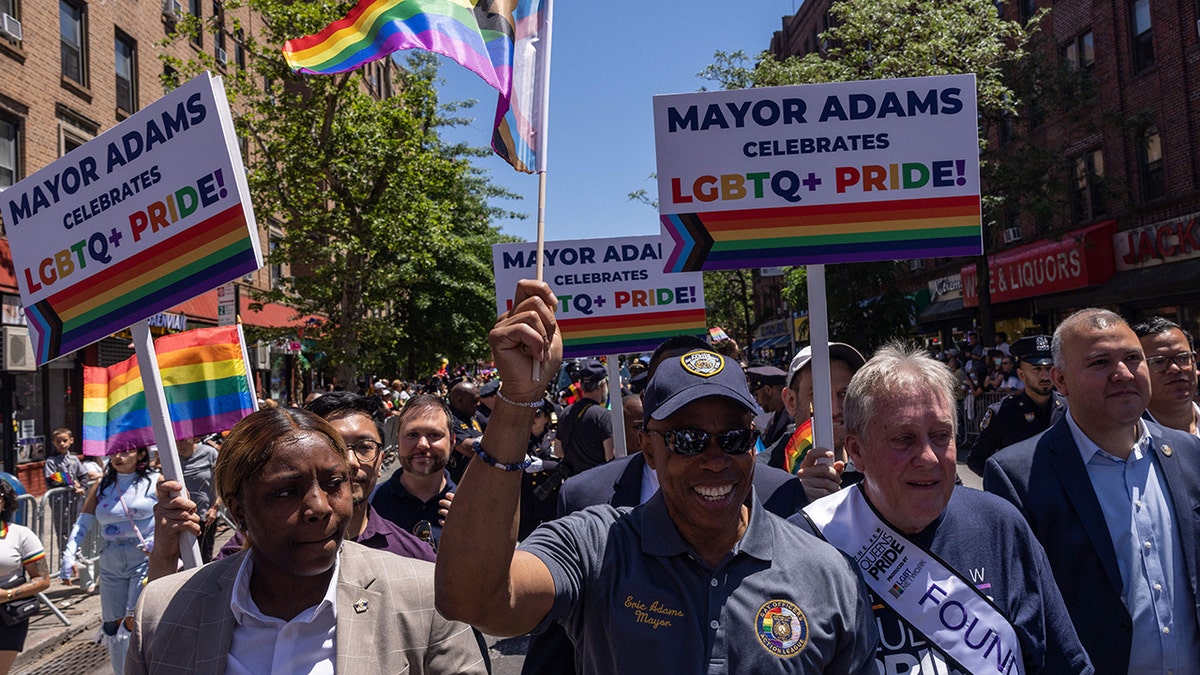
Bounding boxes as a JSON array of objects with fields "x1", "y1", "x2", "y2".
[
  {"x1": 1011, "y1": 335, "x2": 1053, "y2": 366},
  {"x1": 746, "y1": 365, "x2": 787, "y2": 390}
]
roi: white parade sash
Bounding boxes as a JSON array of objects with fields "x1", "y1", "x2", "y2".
[{"x1": 804, "y1": 486, "x2": 1025, "y2": 675}]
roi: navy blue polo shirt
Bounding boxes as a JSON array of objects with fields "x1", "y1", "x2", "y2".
[
  {"x1": 520, "y1": 489, "x2": 877, "y2": 674},
  {"x1": 370, "y1": 471, "x2": 456, "y2": 546}
]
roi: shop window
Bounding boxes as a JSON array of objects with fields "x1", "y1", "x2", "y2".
[
  {"x1": 1140, "y1": 126, "x2": 1164, "y2": 201},
  {"x1": 60, "y1": 0, "x2": 86, "y2": 86},
  {"x1": 0, "y1": 115, "x2": 18, "y2": 193},
  {"x1": 1129, "y1": 0, "x2": 1153, "y2": 73},
  {"x1": 115, "y1": 32, "x2": 137, "y2": 114},
  {"x1": 1071, "y1": 149, "x2": 1105, "y2": 222}
]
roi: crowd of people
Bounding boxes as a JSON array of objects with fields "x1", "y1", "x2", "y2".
[{"x1": 7, "y1": 279, "x2": 1198, "y2": 674}]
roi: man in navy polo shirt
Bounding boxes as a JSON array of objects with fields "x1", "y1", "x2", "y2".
[{"x1": 438, "y1": 280, "x2": 876, "y2": 674}]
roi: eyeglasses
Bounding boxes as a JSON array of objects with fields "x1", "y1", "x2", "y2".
[
  {"x1": 1145, "y1": 352, "x2": 1196, "y2": 373},
  {"x1": 349, "y1": 439, "x2": 383, "y2": 462},
  {"x1": 644, "y1": 428, "x2": 759, "y2": 456}
]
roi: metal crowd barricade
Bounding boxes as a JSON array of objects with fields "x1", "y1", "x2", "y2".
[{"x1": 960, "y1": 391, "x2": 1007, "y2": 446}]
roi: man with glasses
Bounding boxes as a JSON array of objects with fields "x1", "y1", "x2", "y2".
[
  {"x1": 438, "y1": 281, "x2": 876, "y2": 673},
  {"x1": 985, "y1": 309, "x2": 1200, "y2": 674},
  {"x1": 966, "y1": 335, "x2": 1067, "y2": 475},
  {"x1": 1132, "y1": 316, "x2": 1199, "y2": 436}
]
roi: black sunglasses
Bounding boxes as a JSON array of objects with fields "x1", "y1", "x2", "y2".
[{"x1": 644, "y1": 428, "x2": 759, "y2": 456}]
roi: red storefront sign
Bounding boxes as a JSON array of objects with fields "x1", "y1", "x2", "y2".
[
  {"x1": 961, "y1": 221, "x2": 1116, "y2": 307},
  {"x1": 1113, "y1": 212, "x2": 1200, "y2": 271}
]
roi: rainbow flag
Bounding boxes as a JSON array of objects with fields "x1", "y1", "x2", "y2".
[
  {"x1": 82, "y1": 326, "x2": 256, "y2": 456},
  {"x1": 281, "y1": 0, "x2": 551, "y2": 173},
  {"x1": 47, "y1": 471, "x2": 72, "y2": 487},
  {"x1": 782, "y1": 418, "x2": 814, "y2": 476}
]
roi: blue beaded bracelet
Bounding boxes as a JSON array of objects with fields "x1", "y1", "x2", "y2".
[{"x1": 473, "y1": 440, "x2": 532, "y2": 472}]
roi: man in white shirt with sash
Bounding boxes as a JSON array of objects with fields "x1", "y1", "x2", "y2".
[{"x1": 797, "y1": 343, "x2": 1092, "y2": 675}]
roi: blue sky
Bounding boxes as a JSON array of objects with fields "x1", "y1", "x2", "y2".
[{"x1": 427, "y1": 1, "x2": 801, "y2": 243}]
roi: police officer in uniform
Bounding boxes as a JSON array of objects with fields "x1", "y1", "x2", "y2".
[
  {"x1": 747, "y1": 365, "x2": 790, "y2": 449},
  {"x1": 966, "y1": 335, "x2": 1066, "y2": 475}
]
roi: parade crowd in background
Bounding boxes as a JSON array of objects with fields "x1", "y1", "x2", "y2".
[{"x1": 4, "y1": 283, "x2": 1198, "y2": 674}]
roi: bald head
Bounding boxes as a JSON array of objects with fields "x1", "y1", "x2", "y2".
[{"x1": 449, "y1": 382, "x2": 480, "y2": 416}]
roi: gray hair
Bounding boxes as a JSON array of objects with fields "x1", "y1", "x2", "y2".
[
  {"x1": 1051, "y1": 308, "x2": 1127, "y2": 371},
  {"x1": 844, "y1": 341, "x2": 958, "y2": 441}
]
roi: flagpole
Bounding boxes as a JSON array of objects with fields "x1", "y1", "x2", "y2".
[
  {"x1": 532, "y1": 0, "x2": 553, "y2": 381},
  {"x1": 132, "y1": 320, "x2": 202, "y2": 569}
]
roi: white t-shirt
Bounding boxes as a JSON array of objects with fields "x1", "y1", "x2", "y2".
[{"x1": 0, "y1": 523, "x2": 45, "y2": 588}]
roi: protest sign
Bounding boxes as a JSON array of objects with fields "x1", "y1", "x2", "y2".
[
  {"x1": 4, "y1": 72, "x2": 262, "y2": 364},
  {"x1": 493, "y1": 235, "x2": 705, "y2": 358},
  {"x1": 654, "y1": 74, "x2": 982, "y2": 272}
]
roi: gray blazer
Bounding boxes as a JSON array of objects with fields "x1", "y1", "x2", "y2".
[{"x1": 126, "y1": 541, "x2": 488, "y2": 674}]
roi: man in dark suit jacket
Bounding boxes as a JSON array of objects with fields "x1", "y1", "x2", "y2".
[
  {"x1": 984, "y1": 308, "x2": 1200, "y2": 675},
  {"x1": 519, "y1": 448, "x2": 809, "y2": 675}
]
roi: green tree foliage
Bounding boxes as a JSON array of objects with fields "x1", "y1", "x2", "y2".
[
  {"x1": 162, "y1": 1, "x2": 517, "y2": 383},
  {"x1": 700, "y1": 0, "x2": 1052, "y2": 345}
]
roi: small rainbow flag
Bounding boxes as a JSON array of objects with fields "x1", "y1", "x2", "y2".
[
  {"x1": 47, "y1": 471, "x2": 72, "y2": 487},
  {"x1": 281, "y1": 0, "x2": 551, "y2": 173},
  {"x1": 782, "y1": 418, "x2": 814, "y2": 476},
  {"x1": 82, "y1": 326, "x2": 256, "y2": 456}
]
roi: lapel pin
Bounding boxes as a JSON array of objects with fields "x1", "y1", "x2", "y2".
[
  {"x1": 353, "y1": 598, "x2": 369, "y2": 613},
  {"x1": 1161, "y1": 444, "x2": 1173, "y2": 457}
]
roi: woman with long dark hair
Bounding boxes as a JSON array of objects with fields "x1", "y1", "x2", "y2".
[
  {"x1": 60, "y1": 446, "x2": 158, "y2": 674},
  {"x1": 0, "y1": 480, "x2": 49, "y2": 674}
]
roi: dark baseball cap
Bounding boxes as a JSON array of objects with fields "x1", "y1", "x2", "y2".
[
  {"x1": 643, "y1": 350, "x2": 758, "y2": 423},
  {"x1": 578, "y1": 359, "x2": 608, "y2": 385},
  {"x1": 479, "y1": 380, "x2": 500, "y2": 397},
  {"x1": 1011, "y1": 335, "x2": 1053, "y2": 366}
]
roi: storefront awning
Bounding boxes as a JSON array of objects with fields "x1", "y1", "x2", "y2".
[
  {"x1": 752, "y1": 335, "x2": 790, "y2": 350},
  {"x1": 1034, "y1": 257, "x2": 1200, "y2": 311},
  {"x1": 917, "y1": 297, "x2": 969, "y2": 323}
]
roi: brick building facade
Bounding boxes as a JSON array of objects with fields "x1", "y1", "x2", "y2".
[
  {"x1": 0, "y1": 2, "x2": 384, "y2": 489},
  {"x1": 769, "y1": 0, "x2": 1200, "y2": 348}
]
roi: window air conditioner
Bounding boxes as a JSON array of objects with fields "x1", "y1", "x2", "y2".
[
  {"x1": 2, "y1": 326, "x2": 36, "y2": 372},
  {"x1": 0, "y1": 13, "x2": 22, "y2": 43},
  {"x1": 1002, "y1": 227, "x2": 1023, "y2": 244},
  {"x1": 215, "y1": 47, "x2": 227, "y2": 65},
  {"x1": 909, "y1": 259, "x2": 926, "y2": 271},
  {"x1": 161, "y1": 0, "x2": 183, "y2": 23}
]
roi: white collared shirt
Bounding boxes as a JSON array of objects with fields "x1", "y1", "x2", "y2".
[
  {"x1": 226, "y1": 550, "x2": 341, "y2": 675},
  {"x1": 639, "y1": 459, "x2": 660, "y2": 505},
  {"x1": 1145, "y1": 401, "x2": 1200, "y2": 438}
]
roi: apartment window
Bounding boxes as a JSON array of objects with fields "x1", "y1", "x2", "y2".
[
  {"x1": 163, "y1": 64, "x2": 178, "y2": 94},
  {"x1": 189, "y1": 0, "x2": 202, "y2": 47},
  {"x1": 0, "y1": 116, "x2": 18, "y2": 191},
  {"x1": 269, "y1": 237, "x2": 282, "y2": 287},
  {"x1": 234, "y1": 28, "x2": 245, "y2": 68},
  {"x1": 1018, "y1": 0, "x2": 1037, "y2": 23},
  {"x1": 1064, "y1": 31, "x2": 1094, "y2": 72},
  {"x1": 1140, "y1": 126, "x2": 1164, "y2": 201},
  {"x1": 1129, "y1": 0, "x2": 1153, "y2": 73},
  {"x1": 1071, "y1": 149, "x2": 1105, "y2": 222},
  {"x1": 60, "y1": 0, "x2": 86, "y2": 85},
  {"x1": 213, "y1": 1, "x2": 225, "y2": 64},
  {"x1": 115, "y1": 32, "x2": 136, "y2": 113},
  {"x1": 0, "y1": 0, "x2": 15, "y2": 21}
]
